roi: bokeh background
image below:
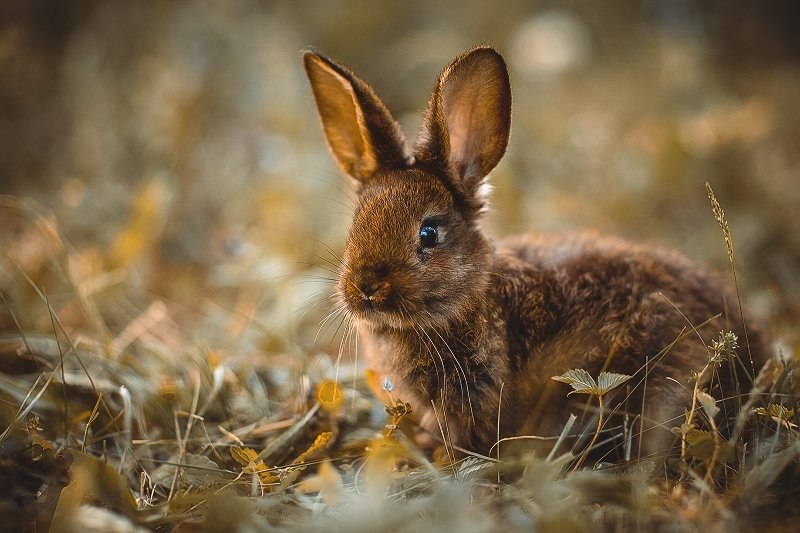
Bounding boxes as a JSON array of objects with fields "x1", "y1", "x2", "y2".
[{"x1": 2, "y1": 0, "x2": 799, "y2": 360}]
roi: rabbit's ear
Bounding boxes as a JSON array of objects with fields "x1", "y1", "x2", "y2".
[
  {"x1": 303, "y1": 51, "x2": 411, "y2": 182},
  {"x1": 417, "y1": 47, "x2": 511, "y2": 198}
]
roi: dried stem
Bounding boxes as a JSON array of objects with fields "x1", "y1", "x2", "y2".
[{"x1": 573, "y1": 394, "x2": 604, "y2": 471}]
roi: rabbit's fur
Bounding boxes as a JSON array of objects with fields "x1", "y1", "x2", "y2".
[{"x1": 303, "y1": 46, "x2": 769, "y2": 459}]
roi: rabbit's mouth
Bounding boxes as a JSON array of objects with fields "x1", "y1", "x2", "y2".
[
  {"x1": 339, "y1": 276, "x2": 418, "y2": 329},
  {"x1": 342, "y1": 285, "x2": 461, "y2": 332}
]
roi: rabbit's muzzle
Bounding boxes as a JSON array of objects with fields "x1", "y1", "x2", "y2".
[{"x1": 341, "y1": 264, "x2": 399, "y2": 315}]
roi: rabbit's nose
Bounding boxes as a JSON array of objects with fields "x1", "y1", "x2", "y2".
[
  {"x1": 358, "y1": 264, "x2": 391, "y2": 301},
  {"x1": 359, "y1": 279, "x2": 389, "y2": 301},
  {"x1": 361, "y1": 284, "x2": 378, "y2": 301}
]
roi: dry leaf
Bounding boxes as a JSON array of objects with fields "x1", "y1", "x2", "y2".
[
  {"x1": 230, "y1": 446, "x2": 278, "y2": 486},
  {"x1": 316, "y1": 380, "x2": 344, "y2": 414},
  {"x1": 50, "y1": 452, "x2": 139, "y2": 531},
  {"x1": 697, "y1": 391, "x2": 719, "y2": 420}
]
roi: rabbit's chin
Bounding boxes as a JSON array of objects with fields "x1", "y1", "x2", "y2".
[
  {"x1": 349, "y1": 311, "x2": 406, "y2": 331},
  {"x1": 345, "y1": 303, "x2": 416, "y2": 330},
  {"x1": 348, "y1": 300, "x2": 465, "y2": 333}
]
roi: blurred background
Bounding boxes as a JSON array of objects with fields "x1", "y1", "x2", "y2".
[{"x1": 1, "y1": 0, "x2": 799, "y2": 358}]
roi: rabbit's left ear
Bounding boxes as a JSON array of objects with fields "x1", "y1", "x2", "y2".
[
  {"x1": 303, "y1": 50, "x2": 412, "y2": 182},
  {"x1": 416, "y1": 47, "x2": 511, "y2": 197}
]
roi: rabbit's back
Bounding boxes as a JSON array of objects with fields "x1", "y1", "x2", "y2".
[{"x1": 493, "y1": 231, "x2": 768, "y2": 456}]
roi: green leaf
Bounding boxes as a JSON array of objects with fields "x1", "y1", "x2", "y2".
[
  {"x1": 552, "y1": 369, "x2": 598, "y2": 396},
  {"x1": 754, "y1": 404, "x2": 798, "y2": 429},
  {"x1": 552, "y1": 369, "x2": 632, "y2": 396},
  {"x1": 596, "y1": 372, "x2": 632, "y2": 393},
  {"x1": 684, "y1": 428, "x2": 715, "y2": 461}
]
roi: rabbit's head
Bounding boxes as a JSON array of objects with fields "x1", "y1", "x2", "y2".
[{"x1": 304, "y1": 47, "x2": 511, "y2": 329}]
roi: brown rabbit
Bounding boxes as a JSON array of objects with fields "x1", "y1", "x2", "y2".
[{"x1": 303, "y1": 46, "x2": 769, "y2": 460}]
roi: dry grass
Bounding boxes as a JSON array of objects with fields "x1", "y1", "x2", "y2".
[{"x1": 1, "y1": 191, "x2": 799, "y2": 532}]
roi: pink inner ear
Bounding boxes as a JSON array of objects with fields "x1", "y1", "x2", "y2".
[
  {"x1": 443, "y1": 94, "x2": 478, "y2": 173},
  {"x1": 439, "y1": 53, "x2": 509, "y2": 181},
  {"x1": 305, "y1": 55, "x2": 375, "y2": 178}
]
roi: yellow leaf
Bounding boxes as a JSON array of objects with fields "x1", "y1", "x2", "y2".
[
  {"x1": 230, "y1": 446, "x2": 278, "y2": 486},
  {"x1": 254, "y1": 466, "x2": 279, "y2": 486},
  {"x1": 293, "y1": 431, "x2": 333, "y2": 465},
  {"x1": 230, "y1": 446, "x2": 258, "y2": 466},
  {"x1": 316, "y1": 380, "x2": 344, "y2": 414}
]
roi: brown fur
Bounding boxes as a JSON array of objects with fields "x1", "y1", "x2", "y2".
[{"x1": 303, "y1": 46, "x2": 770, "y2": 459}]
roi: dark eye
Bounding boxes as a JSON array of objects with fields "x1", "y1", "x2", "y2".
[{"x1": 419, "y1": 225, "x2": 438, "y2": 248}]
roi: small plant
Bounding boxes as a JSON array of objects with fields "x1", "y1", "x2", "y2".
[
  {"x1": 755, "y1": 404, "x2": 798, "y2": 431},
  {"x1": 706, "y1": 182, "x2": 756, "y2": 374},
  {"x1": 551, "y1": 369, "x2": 632, "y2": 469},
  {"x1": 676, "y1": 331, "x2": 740, "y2": 483}
]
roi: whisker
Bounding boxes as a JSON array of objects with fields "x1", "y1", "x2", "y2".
[
  {"x1": 422, "y1": 311, "x2": 476, "y2": 426},
  {"x1": 307, "y1": 236, "x2": 345, "y2": 267},
  {"x1": 334, "y1": 312, "x2": 359, "y2": 392},
  {"x1": 314, "y1": 303, "x2": 349, "y2": 345}
]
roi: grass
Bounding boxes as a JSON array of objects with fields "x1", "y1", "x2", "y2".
[{"x1": 1, "y1": 189, "x2": 799, "y2": 533}]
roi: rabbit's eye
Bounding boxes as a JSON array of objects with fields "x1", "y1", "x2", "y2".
[{"x1": 419, "y1": 225, "x2": 438, "y2": 248}]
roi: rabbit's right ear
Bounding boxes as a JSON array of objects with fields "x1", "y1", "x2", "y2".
[
  {"x1": 303, "y1": 51, "x2": 411, "y2": 182},
  {"x1": 416, "y1": 47, "x2": 511, "y2": 203}
]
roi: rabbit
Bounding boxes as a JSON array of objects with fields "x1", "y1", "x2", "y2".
[{"x1": 302, "y1": 46, "x2": 770, "y2": 461}]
